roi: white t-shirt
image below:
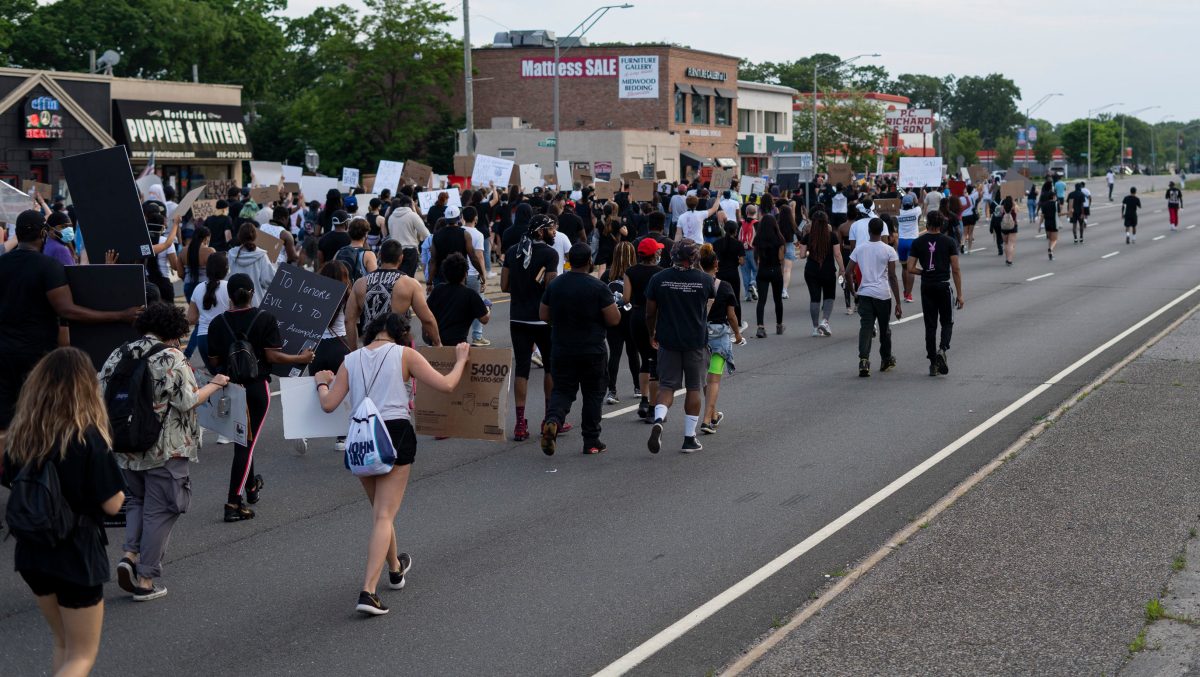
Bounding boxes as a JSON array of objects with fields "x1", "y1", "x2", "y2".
[
  {"x1": 848, "y1": 216, "x2": 889, "y2": 244},
  {"x1": 156, "y1": 234, "x2": 173, "y2": 278},
  {"x1": 1106, "y1": 172, "x2": 1115, "y2": 185},
  {"x1": 464, "y1": 225, "x2": 484, "y2": 277},
  {"x1": 720, "y1": 198, "x2": 740, "y2": 225},
  {"x1": 924, "y1": 191, "x2": 942, "y2": 213},
  {"x1": 960, "y1": 194, "x2": 975, "y2": 217},
  {"x1": 1082, "y1": 187, "x2": 1091, "y2": 208},
  {"x1": 897, "y1": 207, "x2": 922, "y2": 240},
  {"x1": 677, "y1": 209, "x2": 707, "y2": 242},
  {"x1": 189, "y1": 280, "x2": 231, "y2": 336},
  {"x1": 849, "y1": 240, "x2": 899, "y2": 301},
  {"x1": 831, "y1": 193, "x2": 848, "y2": 214},
  {"x1": 552, "y1": 231, "x2": 571, "y2": 274}
]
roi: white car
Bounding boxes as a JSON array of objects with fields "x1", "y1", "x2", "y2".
[{"x1": 990, "y1": 171, "x2": 1006, "y2": 184}]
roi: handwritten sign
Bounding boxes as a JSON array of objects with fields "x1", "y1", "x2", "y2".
[
  {"x1": 190, "y1": 199, "x2": 218, "y2": 223},
  {"x1": 899, "y1": 157, "x2": 943, "y2": 188},
  {"x1": 202, "y1": 179, "x2": 237, "y2": 200},
  {"x1": 417, "y1": 187, "x2": 462, "y2": 213},
  {"x1": 629, "y1": 179, "x2": 655, "y2": 203},
  {"x1": 401, "y1": 160, "x2": 433, "y2": 188},
  {"x1": 967, "y1": 164, "x2": 989, "y2": 185},
  {"x1": 739, "y1": 177, "x2": 767, "y2": 197},
  {"x1": 710, "y1": 167, "x2": 736, "y2": 190},
  {"x1": 258, "y1": 264, "x2": 348, "y2": 376},
  {"x1": 250, "y1": 161, "x2": 283, "y2": 187},
  {"x1": 249, "y1": 186, "x2": 279, "y2": 205},
  {"x1": 341, "y1": 167, "x2": 360, "y2": 188},
  {"x1": 593, "y1": 181, "x2": 614, "y2": 201},
  {"x1": 471, "y1": 154, "x2": 515, "y2": 188},
  {"x1": 372, "y1": 160, "x2": 403, "y2": 194},
  {"x1": 0, "y1": 180, "x2": 37, "y2": 223},
  {"x1": 827, "y1": 163, "x2": 853, "y2": 186}
]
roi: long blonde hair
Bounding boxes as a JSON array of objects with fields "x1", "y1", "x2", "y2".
[
  {"x1": 609, "y1": 241, "x2": 636, "y2": 281},
  {"x1": 5, "y1": 348, "x2": 111, "y2": 466}
]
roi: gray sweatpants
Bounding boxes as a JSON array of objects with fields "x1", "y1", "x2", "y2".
[{"x1": 122, "y1": 458, "x2": 192, "y2": 580}]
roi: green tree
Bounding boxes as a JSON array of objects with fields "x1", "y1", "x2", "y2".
[
  {"x1": 1033, "y1": 129, "x2": 1058, "y2": 168},
  {"x1": 994, "y1": 136, "x2": 1017, "y2": 170},
  {"x1": 1060, "y1": 118, "x2": 1118, "y2": 173},
  {"x1": 794, "y1": 90, "x2": 886, "y2": 171},
  {"x1": 949, "y1": 74, "x2": 1021, "y2": 146},
  {"x1": 949, "y1": 128, "x2": 982, "y2": 171},
  {"x1": 0, "y1": 0, "x2": 36, "y2": 63},
  {"x1": 888, "y1": 73, "x2": 956, "y2": 112}
]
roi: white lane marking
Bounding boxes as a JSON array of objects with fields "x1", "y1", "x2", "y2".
[
  {"x1": 270, "y1": 390, "x2": 280, "y2": 397},
  {"x1": 1189, "y1": 224, "x2": 1197, "y2": 230},
  {"x1": 593, "y1": 282, "x2": 1200, "y2": 677},
  {"x1": 1101, "y1": 252, "x2": 1120, "y2": 259},
  {"x1": 892, "y1": 312, "x2": 924, "y2": 326},
  {"x1": 969, "y1": 247, "x2": 987, "y2": 253},
  {"x1": 1026, "y1": 273, "x2": 1054, "y2": 282},
  {"x1": 603, "y1": 389, "x2": 685, "y2": 419},
  {"x1": 1153, "y1": 235, "x2": 1166, "y2": 241}
]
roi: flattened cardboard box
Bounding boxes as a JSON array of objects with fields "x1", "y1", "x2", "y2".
[{"x1": 414, "y1": 347, "x2": 511, "y2": 442}]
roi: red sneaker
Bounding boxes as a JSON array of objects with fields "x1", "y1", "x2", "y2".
[
  {"x1": 903, "y1": 292, "x2": 914, "y2": 303},
  {"x1": 513, "y1": 418, "x2": 529, "y2": 441},
  {"x1": 558, "y1": 421, "x2": 573, "y2": 434}
]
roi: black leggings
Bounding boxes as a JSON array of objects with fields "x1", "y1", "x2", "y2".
[
  {"x1": 606, "y1": 311, "x2": 640, "y2": 392},
  {"x1": 629, "y1": 307, "x2": 657, "y2": 380},
  {"x1": 229, "y1": 379, "x2": 270, "y2": 504},
  {"x1": 717, "y1": 270, "x2": 742, "y2": 324},
  {"x1": 804, "y1": 268, "x2": 837, "y2": 302},
  {"x1": 756, "y1": 266, "x2": 784, "y2": 326},
  {"x1": 309, "y1": 335, "x2": 350, "y2": 375}
]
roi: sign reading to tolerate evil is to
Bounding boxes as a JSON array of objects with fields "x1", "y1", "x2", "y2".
[{"x1": 259, "y1": 264, "x2": 348, "y2": 376}]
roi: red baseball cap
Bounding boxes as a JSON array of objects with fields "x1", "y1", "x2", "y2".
[{"x1": 637, "y1": 238, "x2": 664, "y2": 257}]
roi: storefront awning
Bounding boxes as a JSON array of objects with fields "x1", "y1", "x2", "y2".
[
  {"x1": 715, "y1": 87, "x2": 737, "y2": 99},
  {"x1": 113, "y1": 100, "x2": 252, "y2": 161},
  {"x1": 675, "y1": 83, "x2": 696, "y2": 95},
  {"x1": 692, "y1": 85, "x2": 716, "y2": 97},
  {"x1": 716, "y1": 157, "x2": 737, "y2": 168},
  {"x1": 680, "y1": 150, "x2": 709, "y2": 166}
]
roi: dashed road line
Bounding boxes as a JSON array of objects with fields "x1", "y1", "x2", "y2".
[
  {"x1": 1026, "y1": 273, "x2": 1054, "y2": 282},
  {"x1": 603, "y1": 389, "x2": 686, "y2": 419},
  {"x1": 1189, "y1": 224, "x2": 1197, "y2": 230},
  {"x1": 1101, "y1": 252, "x2": 1120, "y2": 259},
  {"x1": 1153, "y1": 235, "x2": 1166, "y2": 241}
]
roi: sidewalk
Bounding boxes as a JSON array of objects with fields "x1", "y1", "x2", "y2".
[{"x1": 728, "y1": 308, "x2": 1200, "y2": 675}]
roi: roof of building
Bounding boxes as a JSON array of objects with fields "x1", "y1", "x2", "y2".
[
  {"x1": 738, "y1": 80, "x2": 799, "y2": 96},
  {"x1": 794, "y1": 91, "x2": 911, "y2": 105},
  {"x1": 0, "y1": 66, "x2": 242, "y2": 92},
  {"x1": 473, "y1": 43, "x2": 740, "y2": 63}
]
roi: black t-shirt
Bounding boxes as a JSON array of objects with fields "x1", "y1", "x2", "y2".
[
  {"x1": 475, "y1": 202, "x2": 493, "y2": 237},
  {"x1": 1, "y1": 426, "x2": 124, "y2": 586},
  {"x1": 1166, "y1": 188, "x2": 1183, "y2": 206},
  {"x1": 431, "y1": 225, "x2": 469, "y2": 273},
  {"x1": 504, "y1": 242, "x2": 558, "y2": 322},
  {"x1": 0, "y1": 248, "x2": 68, "y2": 357},
  {"x1": 644, "y1": 267, "x2": 715, "y2": 351},
  {"x1": 707, "y1": 279, "x2": 736, "y2": 324},
  {"x1": 206, "y1": 307, "x2": 283, "y2": 382},
  {"x1": 1067, "y1": 189, "x2": 1085, "y2": 216},
  {"x1": 318, "y1": 230, "x2": 351, "y2": 265},
  {"x1": 714, "y1": 236, "x2": 743, "y2": 279},
  {"x1": 541, "y1": 271, "x2": 614, "y2": 357},
  {"x1": 634, "y1": 232, "x2": 673, "y2": 267},
  {"x1": 778, "y1": 217, "x2": 797, "y2": 242},
  {"x1": 624, "y1": 262, "x2": 662, "y2": 307},
  {"x1": 427, "y1": 283, "x2": 487, "y2": 346},
  {"x1": 1123, "y1": 195, "x2": 1142, "y2": 225},
  {"x1": 205, "y1": 214, "x2": 234, "y2": 251},
  {"x1": 558, "y1": 212, "x2": 584, "y2": 245},
  {"x1": 501, "y1": 223, "x2": 526, "y2": 255},
  {"x1": 799, "y1": 230, "x2": 841, "y2": 275},
  {"x1": 911, "y1": 232, "x2": 957, "y2": 285},
  {"x1": 596, "y1": 231, "x2": 619, "y2": 266}
]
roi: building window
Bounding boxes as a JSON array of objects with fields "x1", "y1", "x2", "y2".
[
  {"x1": 764, "y1": 112, "x2": 781, "y2": 135},
  {"x1": 715, "y1": 97, "x2": 731, "y2": 126},
  {"x1": 737, "y1": 108, "x2": 752, "y2": 133},
  {"x1": 675, "y1": 89, "x2": 686, "y2": 123},
  {"x1": 691, "y1": 94, "x2": 710, "y2": 124},
  {"x1": 499, "y1": 148, "x2": 517, "y2": 159}
]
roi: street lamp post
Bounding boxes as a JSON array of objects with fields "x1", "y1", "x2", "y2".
[
  {"x1": 1087, "y1": 102, "x2": 1122, "y2": 178},
  {"x1": 810, "y1": 52, "x2": 879, "y2": 212},
  {"x1": 1022, "y1": 93, "x2": 1061, "y2": 176},
  {"x1": 1151, "y1": 115, "x2": 1173, "y2": 188},
  {"x1": 552, "y1": 4, "x2": 633, "y2": 165},
  {"x1": 1178, "y1": 125, "x2": 1200, "y2": 177},
  {"x1": 1119, "y1": 105, "x2": 1159, "y2": 175}
]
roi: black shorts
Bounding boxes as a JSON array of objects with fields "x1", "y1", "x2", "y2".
[
  {"x1": 384, "y1": 418, "x2": 417, "y2": 467},
  {"x1": 657, "y1": 347, "x2": 707, "y2": 391},
  {"x1": 510, "y1": 322, "x2": 552, "y2": 379},
  {"x1": 20, "y1": 570, "x2": 103, "y2": 609},
  {"x1": 1070, "y1": 213, "x2": 1085, "y2": 225},
  {"x1": 963, "y1": 214, "x2": 979, "y2": 227},
  {"x1": 629, "y1": 308, "x2": 657, "y2": 379}
]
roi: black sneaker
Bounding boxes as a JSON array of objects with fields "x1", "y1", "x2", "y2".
[
  {"x1": 858, "y1": 359, "x2": 870, "y2": 377},
  {"x1": 681, "y1": 436, "x2": 703, "y2": 453},
  {"x1": 712, "y1": 411, "x2": 724, "y2": 428},
  {"x1": 224, "y1": 501, "x2": 255, "y2": 522},
  {"x1": 881, "y1": 356, "x2": 897, "y2": 372},
  {"x1": 929, "y1": 362, "x2": 938, "y2": 377},
  {"x1": 356, "y1": 590, "x2": 389, "y2": 616},
  {"x1": 936, "y1": 349, "x2": 949, "y2": 375},
  {"x1": 637, "y1": 400, "x2": 650, "y2": 420},
  {"x1": 583, "y1": 442, "x2": 608, "y2": 455},
  {"x1": 648, "y1": 421, "x2": 663, "y2": 454},
  {"x1": 117, "y1": 558, "x2": 136, "y2": 593},
  {"x1": 540, "y1": 420, "x2": 558, "y2": 456},
  {"x1": 131, "y1": 583, "x2": 168, "y2": 602},
  {"x1": 246, "y1": 474, "x2": 264, "y2": 505},
  {"x1": 388, "y1": 553, "x2": 412, "y2": 590},
  {"x1": 698, "y1": 421, "x2": 717, "y2": 435}
]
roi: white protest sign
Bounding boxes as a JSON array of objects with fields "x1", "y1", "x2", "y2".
[
  {"x1": 250, "y1": 161, "x2": 283, "y2": 187},
  {"x1": 195, "y1": 373, "x2": 249, "y2": 446},
  {"x1": 418, "y1": 187, "x2": 462, "y2": 213},
  {"x1": 135, "y1": 174, "x2": 162, "y2": 198},
  {"x1": 899, "y1": 157, "x2": 943, "y2": 188},
  {"x1": 519, "y1": 164, "x2": 543, "y2": 191},
  {"x1": 372, "y1": 160, "x2": 403, "y2": 194},
  {"x1": 279, "y1": 376, "x2": 352, "y2": 440},
  {"x1": 555, "y1": 161, "x2": 572, "y2": 190},
  {"x1": 471, "y1": 154, "x2": 515, "y2": 188},
  {"x1": 739, "y1": 177, "x2": 767, "y2": 196},
  {"x1": 341, "y1": 167, "x2": 360, "y2": 188},
  {"x1": 281, "y1": 165, "x2": 303, "y2": 183},
  {"x1": 300, "y1": 176, "x2": 340, "y2": 203},
  {"x1": 0, "y1": 180, "x2": 37, "y2": 223},
  {"x1": 431, "y1": 174, "x2": 448, "y2": 189}
]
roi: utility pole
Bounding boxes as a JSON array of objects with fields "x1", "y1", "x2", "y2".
[
  {"x1": 463, "y1": 0, "x2": 475, "y2": 156},
  {"x1": 1023, "y1": 93, "x2": 1061, "y2": 176},
  {"x1": 553, "y1": 5, "x2": 633, "y2": 165}
]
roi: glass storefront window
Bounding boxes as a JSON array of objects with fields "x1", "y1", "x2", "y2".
[
  {"x1": 675, "y1": 89, "x2": 686, "y2": 123},
  {"x1": 715, "y1": 97, "x2": 731, "y2": 126},
  {"x1": 691, "y1": 94, "x2": 709, "y2": 124}
]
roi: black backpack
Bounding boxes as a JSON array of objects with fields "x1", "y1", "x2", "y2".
[
  {"x1": 335, "y1": 245, "x2": 368, "y2": 281},
  {"x1": 703, "y1": 214, "x2": 722, "y2": 239},
  {"x1": 220, "y1": 311, "x2": 263, "y2": 384},
  {"x1": 5, "y1": 459, "x2": 78, "y2": 547},
  {"x1": 104, "y1": 342, "x2": 169, "y2": 456}
]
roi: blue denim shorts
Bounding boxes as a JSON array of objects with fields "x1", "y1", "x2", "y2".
[{"x1": 784, "y1": 242, "x2": 798, "y2": 261}]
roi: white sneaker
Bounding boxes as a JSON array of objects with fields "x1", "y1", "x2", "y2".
[
  {"x1": 812, "y1": 327, "x2": 821, "y2": 337},
  {"x1": 335, "y1": 439, "x2": 346, "y2": 452},
  {"x1": 738, "y1": 321, "x2": 749, "y2": 333},
  {"x1": 818, "y1": 321, "x2": 832, "y2": 337},
  {"x1": 782, "y1": 290, "x2": 790, "y2": 300},
  {"x1": 294, "y1": 438, "x2": 309, "y2": 455},
  {"x1": 216, "y1": 435, "x2": 231, "y2": 445}
]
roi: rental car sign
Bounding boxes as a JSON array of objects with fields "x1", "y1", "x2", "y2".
[{"x1": 885, "y1": 108, "x2": 935, "y2": 134}]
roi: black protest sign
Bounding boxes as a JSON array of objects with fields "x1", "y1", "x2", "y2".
[
  {"x1": 60, "y1": 147, "x2": 153, "y2": 264},
  {"x1": 259, "y1": 263, "x2": 348, "y2": 376},
  {"x1": 65, "y1": 265, "x2": 145, "y2": 370}
]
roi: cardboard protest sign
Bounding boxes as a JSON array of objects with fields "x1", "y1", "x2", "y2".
[
  {"x1": 898, "y1": 157, "x2": 942, "y2": 188},
  {"x1": 259, "y1": 264, "x2": 348, "y2": 376},
  {"x1": 250, "y1": 161, "x2": 283, "y2": 187},
  {"x1": 249, "y1": 186, "x2": 280, "y2": 205},
  {"x1": 518, "y1": 164, "x2": 543, "y2": 191},
  {"x1": 619, "y1": 171, "x2": 640, "y2": 186},
  {"x1": 629, "y1": 179, "x2": 655, "y2": 202},
  {"x1": 453, "y1": 155, "x2": 475, "y2": 179},
  {"x1": 371, "y1": 160, "x2": 403, "y2": 194},
  {"x1": 279, "y1": 376, "x2": 352, "y2": 440},
  {"x1": 593, "y1": 181, "x2": 614, "y2": 201},
  {"x1": 417, "y1": 187, "x2": 462, "y2": 213},
  {"x1": 61, "y1": 147, "x2": 154, "y2": 264},
  {"x1": 300, "y1": 176, "x2": 339, "y2": 203},
  {"x1": 399, "y1": 160, "x2": 432, "y2": 189},
  {"x1": 0, "y1": 180, "x2": 37, "y2": 223},
  {"x1": 202, "y1": 179, "x2": 237, "y2": 200},
  {"x1": 65, "y1": 265, "x2": 144, "y2": 370},
  {"x1": 191, "y1": 199, "x2": 218, "y2": 223},
  {"x1": 341, "y1": 167, "x2": 360, "y2": 189},
  {"x1": 739, "y1": 177, "x2": 767, "y2": 197},
  {"x1": 710, "y1": 167, "x2": 736, "y2": 190},
  {"x1": 656, "y1": 170, "x2": 667, "y2": 180},
  {"x1": 471, "y1": 154, "x2": 514, "y2": 188},
  {"x1": 413, "y1": 347, "x2": 511, "y2": 442},
  {"x1": 256, "y1": 227, "x2": 284, "y2": 263},
  {"x1": 874, "y1": 198, "x2": 901, "y2": 217},
  {"x1": 173, "y1": 185, "x2": 207, "y2": 221},
  {"x1": 828, "y1": 163, "x2": 853, "y2": 186},
  {"x1": 21, "y1": 180, "x2": 53, "y2": 200},
  {"x1": 999, "y1": 172, "x2": 1031, "y2": 204},
  {"x1": 508, "y1": 164, "x2": 521, "y2": 188},
  {"x1": 967, "y1": 164, "x2": 989, "y2": 185},
  {"x1": 195, "y1": 373, "x2": 249, "y2": 446}
]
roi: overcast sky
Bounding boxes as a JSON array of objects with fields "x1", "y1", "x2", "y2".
[{"x1": 284, "y1": 0, "x2": 1192, "y2": 125}]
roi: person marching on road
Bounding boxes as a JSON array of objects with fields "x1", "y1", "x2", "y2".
[
  {"x1": 625, "y1": 238, "x2": 666, "y2": 421},
  {"x1": 502, "y1": 214, "x2": 560, "y2": 441},
  {"x1": 644, "y1": 240, "x2": 715, "y2": 454},
  {"x1": 1107, "y1": 169, "x2": 1116, "y2": 201},
  {"x1": 846, "y1": 218, "x2": 901, "y2": 377},
  {"x1": 1166, "y1": 181, "x2": 1183, "y2": 231},
  {"x1": 906, "y1": 211, "x2": 964, "y2": 376},
  {"x1": 1067, "y1": 182, "x2": 1088, "y2": 244},
  {"x1": 797, "y1": 210, "x2": 844, "y2": 336},
  {"x1": 896, "y1": 194, "x2": 922, "y2": 302},
  {"x1": 539, "y1": 243, "x2": 621, "y2": 456},
  {"x1": 998, "y1": 196, "x2": 1020, "y2": 266},
  {"x1": 1123, "y1": 186, "x2": 1143, "y2": 244},
  {"x1": 698, "y1": 243, "x2": 743, "y2": 435},
  {"x1": 1036, "y1": 181, "x2": 1061, "y2": 260}
]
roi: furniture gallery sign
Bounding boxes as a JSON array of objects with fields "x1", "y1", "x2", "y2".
[
  {"x1": 114, "y1": 101, "x2": 252, "y2": 160},
  {"x1": 520, "y1": 55, "x2": 659, "y2": 99},
  {"x1": 685, "y1": 67, "x2": 727, "y2": 82},
  {"x1": 23, "y1": 95, "x2": 65, "y2": 140}
]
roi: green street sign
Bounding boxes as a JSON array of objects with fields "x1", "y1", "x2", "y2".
[{"x1": 538, "y1": 138, "x2": 557, "y2": 148}]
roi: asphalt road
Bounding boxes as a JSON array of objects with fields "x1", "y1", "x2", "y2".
[{"x1": 0, "y1": 175, "x2": 1193, "y2": 676}]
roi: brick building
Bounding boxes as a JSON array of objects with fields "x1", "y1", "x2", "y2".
[{"x1": 457, "y1": 43, "x2": 741, "y2": 181}]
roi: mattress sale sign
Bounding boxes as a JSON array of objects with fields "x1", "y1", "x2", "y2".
[
  {"x1": 521, "y1": 57, "x2": 618, "y2": 78},
  {"x1": 618, "y1": 56, "x2": 659, "y2": 99}
]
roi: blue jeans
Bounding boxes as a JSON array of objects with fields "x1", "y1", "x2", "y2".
[
  {"x1": 1027, "y1": 199, "x2": 1037, "y2": 222},
  {"x1": 739, "y1": 253, "x2": 758, "y2": 297},
  {"x1": 188, "y1": 334, "x2": 215, "y2": 374},
  {"x1": 468, "y1": 274, "x2": 485, "y2": 342},
  {"x1": 482, "y1": 236, "x2": 492, "y2": 275}
]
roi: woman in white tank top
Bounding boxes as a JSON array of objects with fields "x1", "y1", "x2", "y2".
[{"x1": 314, "y1": 312, "x2": 469, "y2": 616}]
